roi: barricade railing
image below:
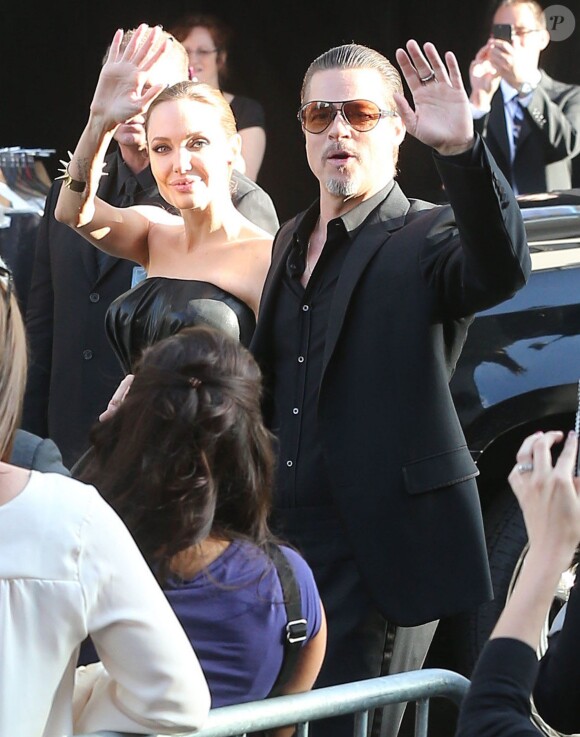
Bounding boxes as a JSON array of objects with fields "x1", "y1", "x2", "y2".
[{"x1": 77, "y1": 667, "x2": 470, "y2": 737}]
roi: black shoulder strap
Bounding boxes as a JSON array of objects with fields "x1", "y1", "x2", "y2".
[{"x1": 266, "y1": 543, "x2": 308, "y2": 698}]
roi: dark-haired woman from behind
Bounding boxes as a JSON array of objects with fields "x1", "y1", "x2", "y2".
[{"x1": 76, "y1": 325, "x2": 326, "y2": 708}]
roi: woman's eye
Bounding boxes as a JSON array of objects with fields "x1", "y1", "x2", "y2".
[{"x1": 190, "y1": 138, "x2": 210, "y2": 150}]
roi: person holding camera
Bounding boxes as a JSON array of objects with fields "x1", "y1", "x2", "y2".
[
  {"x1": 468, "y1": 0, "x2": 580, "y2": 195},
  {"x1": 455, "y1": 429, "x2": 580, "y2": 737}
]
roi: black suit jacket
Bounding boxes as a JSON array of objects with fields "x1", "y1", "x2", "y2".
[
  {"x1": 22, "y1": 150, "x2": 279, "y2": 467},
  {"x1": 475, "y1": 71, "x2": 580, "y2": 193},
  {"x1": 251, "y1": 139, "x2": 531, "y2": 626}
]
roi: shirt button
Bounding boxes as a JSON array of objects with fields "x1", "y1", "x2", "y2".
[
  {"x1": 292, "y1": 408, "x2": 299, "y2": 415},
  {"x1": 298, "y1": 356, "x2": 305, "y2": 363},
  {"x1": 302, "y1": 305, "x2": 309, "y2": 312},
  {"x1": 286, "y1": 460, "x2": 293, "y2": 467},
  {"x1": 89, "y1": 292, "x2": 100, "y2": 303},
  {"x1": 82, "y1": 349, "x2": 93, "y2": 360}
]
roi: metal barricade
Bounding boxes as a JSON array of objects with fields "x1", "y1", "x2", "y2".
[{"x1": 77, "y1": 667, "x2": 469, "y2": 737}]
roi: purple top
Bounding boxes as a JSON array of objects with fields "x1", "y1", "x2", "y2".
[{"x1": 164, "y1": 540, "x2": 321, "y2": 707}]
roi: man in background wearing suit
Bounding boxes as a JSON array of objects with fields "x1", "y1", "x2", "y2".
[
  {"x1": 469, "y1": 0, "x2": 580, "y2": 195},
  {"x1": 22, "y1": 31, "x2": 278, "y2": 468}
]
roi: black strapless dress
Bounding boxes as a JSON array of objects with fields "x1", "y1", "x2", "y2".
[{"x1": 105, "y1": 277, "x2": 256, "y2": 373}]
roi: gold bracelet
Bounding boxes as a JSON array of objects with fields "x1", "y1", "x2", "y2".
[{"x1": 56, "y1": 151, "x2": 86, "y2": 193}]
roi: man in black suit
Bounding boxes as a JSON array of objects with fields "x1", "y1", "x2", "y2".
[
  {"x1": 22, "y1": 32, "x2": 278, "y2": 468},
  {"x1": 469, "y1": 0, "x2": 580, "y2": 194},
  {"x1": 250, "y1": 38, "x2": 530, "y2": 737}
]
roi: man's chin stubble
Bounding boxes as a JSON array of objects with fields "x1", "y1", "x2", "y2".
[{"x1": 325, "y1": 177, "x2": 359, "y2": 197}]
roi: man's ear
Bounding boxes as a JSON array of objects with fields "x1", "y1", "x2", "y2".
[
  {"x1": 538, "y1": 28, "x2": 550, "y2": 52},
  {"x1": 229, "y1": 132, "x2": 243, "y2": 166},
  {"x1": 391, "y1": 114, "x2": 406, "y2": 146}
]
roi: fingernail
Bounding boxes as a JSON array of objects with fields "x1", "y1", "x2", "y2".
[{"x1": 569, "y1": 430, "x2": 577, "y2": 438}]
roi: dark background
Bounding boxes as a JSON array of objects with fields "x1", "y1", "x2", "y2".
[{"x1": 3, "y1": 0, "x2": 580, "y2": 222}]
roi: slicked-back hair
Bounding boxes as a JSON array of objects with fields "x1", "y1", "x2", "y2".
[
  {"x1": 301, "y1": 43, "x2": 403, "y2": 108},
  {"x1": 76, "y1": 326, "x2": 277, "y2": 584},
  {"x1": 145, "y1": 80, "x2": 238, "y2": 139}
]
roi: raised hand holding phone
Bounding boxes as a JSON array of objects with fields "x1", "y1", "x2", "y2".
[{"x1": 492, "y1": 23, "x2": 513, "y2": 43}]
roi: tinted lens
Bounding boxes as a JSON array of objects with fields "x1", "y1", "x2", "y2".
[
  {"x1": 342, "y1": 101, "x2": 382, "y2": 131},
  {"x1": 301, "y1": 102, "x2": 334, "y2": 133},
  {"x1": 299, "y1": 100, "x2": 385, "y2": 133}
]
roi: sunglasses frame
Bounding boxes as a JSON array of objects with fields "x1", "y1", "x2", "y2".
[{"x1": 297, "y1": 99, "x2": 398, "y2": 134}]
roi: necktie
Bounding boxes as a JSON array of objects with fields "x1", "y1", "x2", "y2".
[{"x1": 512, "y1": 100, "x2": 525, "y2": 149}]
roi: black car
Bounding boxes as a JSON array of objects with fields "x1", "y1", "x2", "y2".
[{"x1": 432, "y1": 189, "x2": 580, "y2": 676}]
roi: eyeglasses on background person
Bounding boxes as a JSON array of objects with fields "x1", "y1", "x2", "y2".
[
  {"x1": 297, "y1": 99, "x2": 399, "y2": 134},
  {"x1": 189, "y1": 47, "x2": 219, "y2": 58}
]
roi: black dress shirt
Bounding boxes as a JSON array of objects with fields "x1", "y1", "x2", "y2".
[{"x1": 270, "y1": 184, "x2": 394, "y2": 509}]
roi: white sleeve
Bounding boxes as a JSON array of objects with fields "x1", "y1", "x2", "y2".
[
  {"x1": 470, "y1": 101, "x2": 490, "y2": 119},
  {"x1": 72, "y1": 489, "x2": 211, "y2": 735}
]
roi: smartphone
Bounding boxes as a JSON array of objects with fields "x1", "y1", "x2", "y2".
[{"x1": 492, "y1": 23, "x2": 513, "y2": 42}]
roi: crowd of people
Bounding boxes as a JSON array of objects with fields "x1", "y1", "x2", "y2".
[{"x1": 2, "y1": 2, "x2": 580, "y2": 736}]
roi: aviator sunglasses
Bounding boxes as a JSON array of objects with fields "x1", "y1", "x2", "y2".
[{"x1": 297, "y1": 99, "x2": 398, "y2": 134}]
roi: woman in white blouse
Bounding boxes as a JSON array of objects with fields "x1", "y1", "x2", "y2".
[{"x1": 0, "y1": 255, "x2": 210, "y2": 736}]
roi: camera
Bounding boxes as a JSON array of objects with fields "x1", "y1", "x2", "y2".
[{"x1": 492, "y1": 23, "x2": 513, "y2": 42}]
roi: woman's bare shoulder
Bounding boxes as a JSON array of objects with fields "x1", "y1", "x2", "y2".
[{"x1": 132, "y1": 204, "x2": 184, "y2": 225}]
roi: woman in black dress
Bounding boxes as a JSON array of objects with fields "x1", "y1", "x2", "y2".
[{"x1": 55, "y1": 25, "x2": 273, "y2": 374}]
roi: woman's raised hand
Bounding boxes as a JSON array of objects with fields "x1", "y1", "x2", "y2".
[{"x1": 90, "y1": 24, "x2": 170, "y2": 132}]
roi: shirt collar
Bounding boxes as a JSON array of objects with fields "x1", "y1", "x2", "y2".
[
  {"x1": 296, "y1": 181, "x2": 396, "y2": 245},
  {"x1": 111, "y1": 149, "x2": 156, "y2": 197},
  {"x1": 500, "y1": 78, "x2": 520, "y2": 102},
  {"x1": 500, "y1": 70, "x2": 541, "y2": 103}
]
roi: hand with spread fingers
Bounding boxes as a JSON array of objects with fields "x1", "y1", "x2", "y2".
[
  {"x1": 394, "y1": 39, "x2": 475, "y2": 156},
  {"x1": 90, "y1": 23, "x2": 170, "y2": 133},
  {"x1": 508, "y1": 430, "x2": 580, "y2": 571}
]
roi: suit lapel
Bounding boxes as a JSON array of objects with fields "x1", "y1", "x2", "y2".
[
  {"x1": 488, "y1": 91, "x2": 511, "y2": 172},
  {"x1": 322, "y1": 183, "x2": 411, "y2": 373},
  {"x1": 261, "y1": 217, "x2": 299, "y2": 313},
  {"x1": 96, "y1": 253, "x2": 120, "y2": 281},
  {"x1": 80, "y1": 242, "x2": 100, "y2": 284},
  {"x1": 80, "y1": 152, "x2": 123, "y2": 284},
  {"x1": 255, "y1": 186, "x2": 411, "y2": 370},
  {"x1": 515, "y1": 71, "x2": 550, "y2": 155}
]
